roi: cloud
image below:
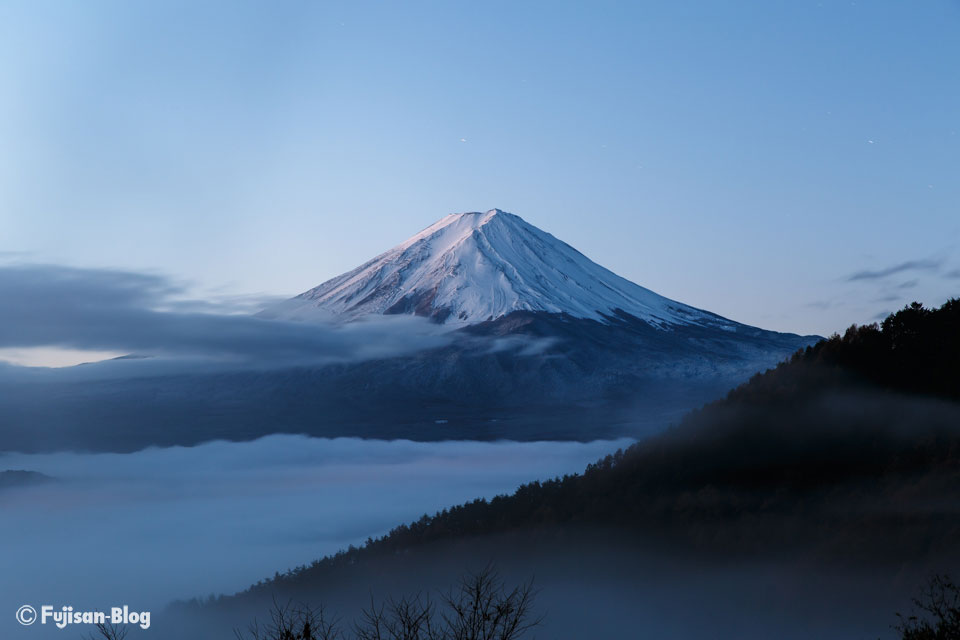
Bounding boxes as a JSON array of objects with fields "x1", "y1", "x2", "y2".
[
  {"x1": 0, "y1": 264, "x2": 450, "y2": 365},
  {"x1": 0, "y1": 250, "x2": 34, "y2": 260},
  {"x1": 846, "y1": 259, "x2": 942, "y2": 282},
  {"x1": 896, "y1": 279, "x2": 919, "y2": 290},
  {"x1": 0, "y1": 435, "x2": 628, "y2": 613},
  {"x1": 165, "y1": 291, "x2": 291, "y2": 315},
  {"x1": 944, "y1": 268, "x2": 960, "y2": 280},
  {"x1": 485, "y1": 335, "x2": 560, "y2": 356}
]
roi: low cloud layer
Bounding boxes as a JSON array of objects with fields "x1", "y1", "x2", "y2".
[
  {"x1": 0, "y1": 435, "x2": 628, "y2": 630},
  {"x1": 0, "y1": 264, "x2": 449, "y2": 365}
]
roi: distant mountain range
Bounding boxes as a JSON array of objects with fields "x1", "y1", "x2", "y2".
[{"x1": 0, "y1": 210, "x2": 817, "y2": 452}]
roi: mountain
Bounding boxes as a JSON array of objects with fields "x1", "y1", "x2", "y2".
[
  {"x1": 225, "y1": 300, "x2": 960, "y2": 576},
  {"x1": 246, "y1": 209, "x2": 817, "y2": 440},
  {"x1": 266, "y1": 209, "x2": 738, "y2": 329},
  {"x1": 0, "y1": 210, "x2": 819, "y2": 452},
  {"x1": 174, "y1": 301, "x2": 960, "y2": 640}
]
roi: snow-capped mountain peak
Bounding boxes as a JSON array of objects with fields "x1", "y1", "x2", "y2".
[{"x1": 266, "y1": 209, "x2": 735, "y2": 329}]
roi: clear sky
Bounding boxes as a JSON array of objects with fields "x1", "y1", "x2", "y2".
[{"x1": 1, "y1": 0, "x2": 958, "y2": 338}]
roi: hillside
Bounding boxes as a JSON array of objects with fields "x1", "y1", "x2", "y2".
[
  {"x1": 173, "y1": 301, "x2": 954, "y2": 607},
  {"x1": 164, "y1": 301, "x2": 960, "y2": 639}
]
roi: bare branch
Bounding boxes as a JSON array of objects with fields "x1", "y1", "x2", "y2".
[{"x1": 85, "y1": 621, "x2": 128, "y2": 640}]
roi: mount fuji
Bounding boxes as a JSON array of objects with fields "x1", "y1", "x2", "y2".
[
  {"x1": 0, "y1": 210, "x2": 819, "y2": 451},
  {"x1": 246, "y1": 209, "x2": 818, "y2": 441},
  {"x1": 267, "y1": 209, "x2": 737, "y2": 330}
]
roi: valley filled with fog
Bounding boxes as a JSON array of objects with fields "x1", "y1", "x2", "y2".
[{"x1": 0, "y1": 435, "x2": 629, "y2": 638}]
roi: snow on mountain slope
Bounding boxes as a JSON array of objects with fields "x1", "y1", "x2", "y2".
[{"x1": 266, "y1": 209, "x2": 737, "y2": 329}]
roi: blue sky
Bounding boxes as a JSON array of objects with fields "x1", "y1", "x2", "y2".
[{"x1": 1, "y1": 0, "x2": 958, "y2": 340}]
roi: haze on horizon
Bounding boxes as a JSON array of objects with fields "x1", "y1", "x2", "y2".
[{"x1": 1, "y1": 0, "x2": 958, "y2": 356}]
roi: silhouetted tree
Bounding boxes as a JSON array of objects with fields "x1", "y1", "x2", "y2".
[
  {"x1": 438, "y1": 564, "x2": 540, "y2": 640},
  {"x1": 354, "y1": 593, "x2": 436, "y2": 640},
  {"x1": 237, "y1": 598, "x2": 342, "y2": 640},
  {"x1": 85, "y1": 621, "x2": 128, "y2": 640},
  {"x1": 894, "y1": 575, "x2": 960, "y2": 640},
  {"x1": 237, "y1": 567, "x2": 539, "y2": 640}
]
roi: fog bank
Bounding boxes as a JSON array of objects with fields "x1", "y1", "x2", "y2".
[{"x1": 0, "y1": 435, "x2": 629, "y2": 639}]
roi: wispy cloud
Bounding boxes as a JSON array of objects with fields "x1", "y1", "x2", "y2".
[
  {"x1": 0, "y1": 250, "x2": 34, "y2": 260},
  {"x1": 0, "y1": 264, "x2": 450, "y2": 365},
  {"x1": 846, "y1": 259, "x2": 942, "y2": 282},
  {"x1": 165, "y1": 292, "x2": 291, "y2": 315}
]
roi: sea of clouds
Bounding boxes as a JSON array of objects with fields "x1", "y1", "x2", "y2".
[{"x1": 0, "y1": 435, "x2": 629, "y2": 623}]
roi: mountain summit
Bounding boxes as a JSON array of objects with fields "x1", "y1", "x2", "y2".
[{"x1": 270, "y1": 209, "x2": 735, "y2": 328}]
